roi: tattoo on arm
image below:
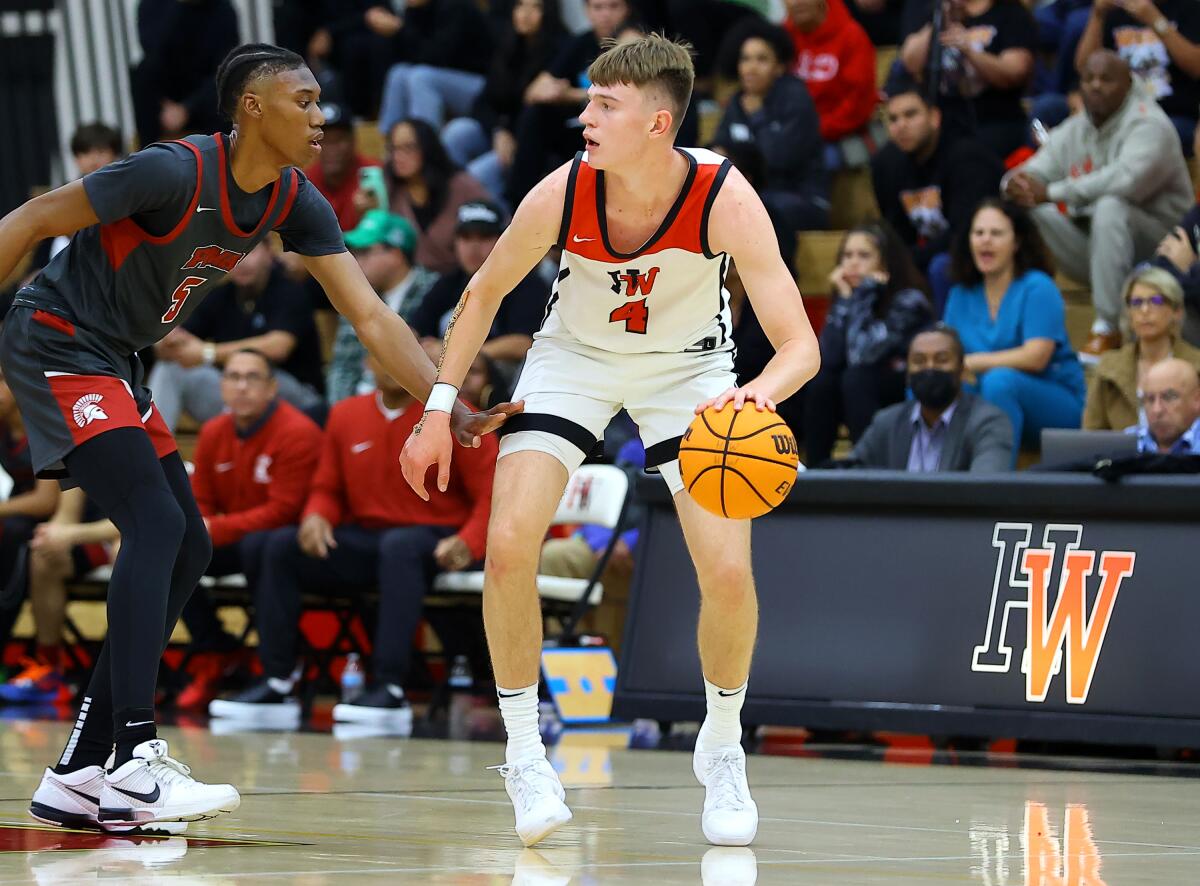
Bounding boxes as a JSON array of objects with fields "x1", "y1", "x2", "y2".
[{"x1": 412, "y1": 290, "x2": 470, "y2": 438}]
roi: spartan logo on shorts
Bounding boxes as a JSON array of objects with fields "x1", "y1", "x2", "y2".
[
  {"x1": 182, "y1": 245, "x2": 246, "y2": 273},
  {"x1": 71, "y1": 394, "x2": 109, "y2": 428},
  {"x1": 970, "y1": 523, "x2": 1135, "y2": 705}
]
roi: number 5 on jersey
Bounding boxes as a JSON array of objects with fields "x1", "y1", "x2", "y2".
[
  {"x1": 163, "y1": 276, "x2": 205, "y2": 324},
  {"x1": 608, "y1": 267, "x2": 659, "y2": 335}
]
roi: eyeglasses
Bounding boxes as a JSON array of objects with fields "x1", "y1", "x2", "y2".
[
  {"x1": 1126, "y1": 293, "x2": 1171, "y2": 310},
  {"x1": 1140, "y1": 389, "x2": 1182, "y2": 407},
  {"x1": 222, "y1": 371, "x2": 270, "y2": 386}
]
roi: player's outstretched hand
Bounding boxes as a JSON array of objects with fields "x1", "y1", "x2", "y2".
[
  {"x1": 401, "y1": 412, "x2": 455, "y2": 501},
  {"x1": 696, "y1": 386, "x2": 776, "y2": 414},
  {"x1": 450, "y1": 399, "x2": 525, "y2": 448}
]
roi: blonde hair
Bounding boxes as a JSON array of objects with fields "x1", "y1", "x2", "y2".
[
  {"x1": 1122, "y1": 264, "x2": 1185, "y2": 310},
  {"x1": 587, "y1": 33, "x2": 695, "y2": 133}
]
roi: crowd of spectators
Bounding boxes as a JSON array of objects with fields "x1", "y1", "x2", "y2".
[{"x1": 6, "y1": 0, "x2": 1200, "y2": 719}]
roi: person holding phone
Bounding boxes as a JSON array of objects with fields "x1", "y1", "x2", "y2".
[
  {"x1": 303, "y1": 101, "x2": 380, "y2": 232},
  {"x1": 1152, "y1": 200, "x2": 1200, "y2": 346}
]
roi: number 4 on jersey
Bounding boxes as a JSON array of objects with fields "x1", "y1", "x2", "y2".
[{"x1": 608, "y1": 267, "x2": 660, "y2": 335}]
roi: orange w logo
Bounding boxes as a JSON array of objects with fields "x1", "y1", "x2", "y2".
[
  {"x1": 972, "y1": 524, "x2": 1135, "y2": 705},
  {"x1": 608, "y1": 267, "x2": 660, "y2": 297}
]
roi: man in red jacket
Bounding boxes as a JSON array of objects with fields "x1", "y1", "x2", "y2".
[
  {"x1": 784, "y1": 0, "x2": 878, "y2": 147},
  {"x1": 209, "y1": 356, "x2": 497, "y2": 730},
  {"x1": 178, "y1": 349, "x2": 322, "y2": 708}
]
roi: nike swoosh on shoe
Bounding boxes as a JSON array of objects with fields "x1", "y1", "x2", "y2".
[{"x1": 114, "y1": 784, "x2": 161, "y2": 804}]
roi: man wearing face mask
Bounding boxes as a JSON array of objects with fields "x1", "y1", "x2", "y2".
[{"x1": 847, "y1": 324, "x2": 1013, "y2": 470}]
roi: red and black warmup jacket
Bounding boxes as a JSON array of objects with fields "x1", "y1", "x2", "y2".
[
  {"x1": 191, "y1": 400, "x2": 322, "y2": 548},
  {"x1": 303, "y1": 394, "x2": 497, "y2": 560}
]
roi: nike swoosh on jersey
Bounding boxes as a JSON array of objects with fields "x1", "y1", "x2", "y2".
[
  {"x1": 114, "y1": 783, "x2": 161, "y2": 804},
  {"x1": 572, "y1": 235, "x2": 595, "y2": 243},
  {"x1": 351, "y1": 441, "x2": 373, "y2": 453},
  {"x1": 196, "y1": 206, "x2": 217, "y2": 213},
  {"x1": 215, "y1": 462, "x2": 235, "y2": 472}
]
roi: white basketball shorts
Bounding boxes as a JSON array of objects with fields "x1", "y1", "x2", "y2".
[{"x1": 498, "y1": 335, "x2": 735, "y2": 494}]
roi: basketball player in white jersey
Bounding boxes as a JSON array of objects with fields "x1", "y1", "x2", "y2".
[{"x1": 401, "y1": 34, "x2": 819, "y2": 848}]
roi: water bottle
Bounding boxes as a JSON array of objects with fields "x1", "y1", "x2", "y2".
[
  {"x1": 448, "y1": 654, "x2": 473, "y2": 691},
  {"x1": 340, "y1": 653, "x2": 364, "y2": 704}
]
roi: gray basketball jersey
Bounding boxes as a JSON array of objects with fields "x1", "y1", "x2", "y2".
[{"x1": 14, "y1": 133, "x2": 340, "y2": 354}]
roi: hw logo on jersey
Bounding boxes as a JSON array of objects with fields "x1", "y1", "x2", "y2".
[
  {"x1": 608, "y1": 267, "x2": 660, "y2": 297},
  {"x1": 181, "y1": 245, "x2": 245, "y2": 273},
  {"x1": 971, "y1": 523, "x2": 1135, "y2": 705}
]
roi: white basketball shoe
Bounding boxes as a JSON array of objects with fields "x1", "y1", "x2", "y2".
[
  {"x1": 29, "y1": 765, "x2": 187, "y2": 835},
  {"x1": 693, "y1": 745, "x2": 759, "y2": 846},
  {"x1": 97, "y1": 739, "x2": 240, "y2": 832},
  {"x1": 491, "y1": 757, "x2": 572, "y2": 847}
]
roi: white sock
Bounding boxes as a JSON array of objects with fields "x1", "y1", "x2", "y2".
[
  {"x1": 497, "y1": 683, "x2": 545, "y2": 764},
  {"x1": 696, "y1": 678, "x2": 747, "y2": 752}
]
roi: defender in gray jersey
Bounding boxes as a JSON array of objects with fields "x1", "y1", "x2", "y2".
[{"x1": 0, "y1": 44, "x2": 519, "y2": 834}]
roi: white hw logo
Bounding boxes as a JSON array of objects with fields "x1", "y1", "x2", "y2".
[
  {"x1": 971, "y1": 523, "x2": 1135, "y2": 705},
  {"x1": 72, "y1": 394, "x2": 109, "y2": 428}
]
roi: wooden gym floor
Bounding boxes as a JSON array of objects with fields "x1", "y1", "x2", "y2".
[{"x1": 0, "y1": 719, "x2": 1194, "y2": 883}]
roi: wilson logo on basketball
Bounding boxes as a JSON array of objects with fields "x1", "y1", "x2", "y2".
[
  {"x1": 182, "y1": 245, "x2": 246, "y2": 273},
  {"x1": 771, "y1": 434, "x2": 797, "y2": 456},
  {"x1": 971, "y1": 523, "x2": 1135, "y2": 705},
  {"x1": 608, "y1": 267, "x2": 660, "y2": 297},
  {"x1": 71, "y1": 393, "x2": 109, "y2": 428}
]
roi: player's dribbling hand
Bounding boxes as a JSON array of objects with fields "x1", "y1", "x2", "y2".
[{"x1": 696, "y1": 387, "x2": 777, "y2": 414}]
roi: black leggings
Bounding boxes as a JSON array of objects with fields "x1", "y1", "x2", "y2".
[
  {"x1": 56, "y1": 428, "x2": 211, "y2": 769},
  {"x1": 804, "y1": 363, "x2": 907, "y2": 468}
]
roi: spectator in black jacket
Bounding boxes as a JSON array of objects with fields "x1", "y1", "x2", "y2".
[
  {"x1": 409, "y1": 202, "x2": 548, "y2": 393},
  {"x1": 376, "y1": 0, "x2": 493, "y2": 135},
  {"x1": 281, "y1": 1, "x2": 401, "y2": 119},
  {"x1": 129, "y1": 0, "x2": 239, "y2": 144},
  {"x1": 1153, "y1": 203, "x2": 1200, "y2": 346},
  {"x1": 871, "y1": 68, "x2": 1004, "y2": 315},
  {"x1": 505, "y1": 0, "x2": 631, "y2": 205},
  {"x1": 804, "y1": 222, "x2": 933, "y2": 466},
  {"x1": 713, "y1": 20, "x2": 828, "y2": 261},
  {"x1": 440, "y1": 0, "x2": 568, "y2": 207}
]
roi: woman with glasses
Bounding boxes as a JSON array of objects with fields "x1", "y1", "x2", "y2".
[
  {"x1": 356, "y1": 118, "x2": 491, "y2": 274},
  {"x1": 1084, "y1": 265, "x2": 1200, "y2": 430}
]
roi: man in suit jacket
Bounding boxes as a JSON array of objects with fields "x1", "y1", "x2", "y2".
[{"x1": 850, "y1": 326, "x2": 1013, "y2": 471}]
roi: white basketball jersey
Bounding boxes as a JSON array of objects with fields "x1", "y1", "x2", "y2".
[{"x1": 538, "y1": 147, "x2": 735, "y2": 355}]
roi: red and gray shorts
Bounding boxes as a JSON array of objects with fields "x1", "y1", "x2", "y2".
[{"x1": 0, "y1": 306, "x2": 176, "y2": 483}]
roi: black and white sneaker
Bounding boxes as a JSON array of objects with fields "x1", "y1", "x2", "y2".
[
  {"x1": 29, "y1": 765, "x2": 187, "y2": 835},
  {"x1": 208, "y1": 677, "x2": 301, "y2": 727},
  {"x1": 98, "y1": 739, "x2": 240, "y2": 832},
  {"x1": 332, "y1": 684, "x2": 413, "y2": 732}
]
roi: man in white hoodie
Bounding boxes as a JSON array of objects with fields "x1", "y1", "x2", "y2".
[{"x1": 1004, "y1": 50, "x2": 1193, "y2": 360}]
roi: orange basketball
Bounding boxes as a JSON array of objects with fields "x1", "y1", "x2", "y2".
[{"x1": 678, "y1": 406, "x2": 799, "y2": 519}]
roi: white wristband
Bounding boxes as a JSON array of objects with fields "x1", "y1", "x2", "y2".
[{"x1": 425, "y1": 381, "x2": 458, "y2": 414}]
